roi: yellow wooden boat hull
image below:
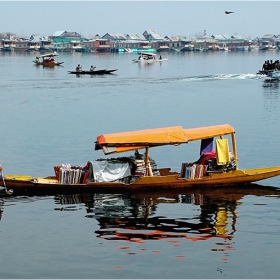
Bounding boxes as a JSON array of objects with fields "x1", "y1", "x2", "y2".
[
  {"x1": 2, "y1": 124, "x2": 280, "y2": 195},
  {"x1": 3, "y1": 166, "x2": 280, "y2": 194},
  {"x1": 33, "y1": 61, "x2": 64, "y2": 66}
]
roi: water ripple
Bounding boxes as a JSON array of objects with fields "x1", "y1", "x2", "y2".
[{"x1": 0, "y1": 73, "x2": 264, "y2": 93}]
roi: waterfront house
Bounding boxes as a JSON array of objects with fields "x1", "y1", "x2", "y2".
[
  {"x1": 161, "y1": 36, "x2": 181, "y2": 52},
  {"x1": 142, "y1": 30, "x2": 168, "y2": 52},
  {"x1": 49, "y1": 31, "x2": 86, "y2": 52},
  {"x1": 143, "y1": 30, "x2": 165, "y2": 41},
  {"x1": 84, "y1": 35, "x2": 111, "y2": 52},
  {"x1": 1, "y1": 39, "x2": 16, "y2": 51},
  {"x1": 210, "y1": 34, "x2": 231, "y2": 50},
  {"x1": 14, "y1": 37, "x2": 30, "y2": 51},
  {"x1": 259, "y1": 34, "x2": 276, "y2": 50},
  {"x1": 152, "y1": 36, "x2": 173, "y2": 52},
  {"x1": 101, "y1": 33, "x2": 125, "y2": 52},
  {"x1": 193, "y1": 35, "x2": 218, "y2": 51},
  {"x1": 211, "y1": 34, "x2": 249, "y2": 51},
  {"x1": 102, "y1": 33, "x2": 154, "y2": 53},
  {"x1": 102, "y1": 33, "x2": 127, "y2": 41},
  {"x1": 112, "y1": 39, "x2": 154, "y2": 53},
  {"x1": 152, "y1": 36, "x2": 182, "y2": 52},
  {"x1": 176, "y1": 36, "x2": 195, "y2": 51},
  {"x1": 29, "y1": 34, "x2": 51, "y2": 52},
  {"x1": 0, "y1": 32, "x2": 17, "y2": 51},
  {"x1": 126, "y1": 34, "x2": 146, "y2": 41},
  {"x1": 0, "y1": 32, "x2": 37, "y2": 52},
  {"x1": 122, "y1": 34, "x2": 154, "y2": 52}
]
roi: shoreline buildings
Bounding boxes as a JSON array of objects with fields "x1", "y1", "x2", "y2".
[{"x1": 1, "y1": 30, "x2": 280, "y2": 53}]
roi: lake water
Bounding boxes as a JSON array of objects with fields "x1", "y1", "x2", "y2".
[{"x1": 0, "y1": 50, "x2": 280, "y2": 279}]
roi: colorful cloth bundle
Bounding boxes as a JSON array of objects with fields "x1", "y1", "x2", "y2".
[
  {"x1": 54, "y1": 163, "x2": 89, "y2": 184},
  {"x1": 181, "y1": 163, "x2": 207, "y2": 179}
]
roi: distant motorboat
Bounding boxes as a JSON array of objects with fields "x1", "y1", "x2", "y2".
[{"x1": 257, "y1": 59, "x2": 280, "y2": 79}]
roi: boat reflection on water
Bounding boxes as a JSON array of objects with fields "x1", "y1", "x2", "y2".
[
  {"x1": 54, "y1": 184, "x2": 280, "y2": 243},
  {"x1": 0, "y1": 198, "x2": 3, "y2": 221},
  {"x1": 262, "y1": 78, "x2": 280, "y2": 89}
]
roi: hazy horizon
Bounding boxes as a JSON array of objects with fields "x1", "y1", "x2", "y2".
[{"x1": 0, "y1": 1, "x2": 279, "y2": 39}]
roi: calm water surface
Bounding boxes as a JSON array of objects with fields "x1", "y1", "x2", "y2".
[{"x1": 0, "y1": 51, "x2": 280, "y2": 278}]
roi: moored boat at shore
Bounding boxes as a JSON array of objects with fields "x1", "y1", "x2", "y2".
[{"x1": 2, "y1": 124, "x2": 280, "y2": 195}]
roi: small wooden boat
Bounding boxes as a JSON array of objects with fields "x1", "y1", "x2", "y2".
[
  {"x1": 2, "y1": 124, "x2": 280, "y2": 195},
  {"x1": 33, "y1": 52, "x2": 64, "y2": 67},
  {"x1": 68, "y1": 69, "x2": 118, "y2": 75}
]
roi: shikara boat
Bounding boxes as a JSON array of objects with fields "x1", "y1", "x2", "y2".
[
  {"x1": 68, "y1": 69, "x2": 118, "y2": 75},
  {"x1": 2, "y1": 124, "x2": 280, "y2": 195},
  {"x1": 33, "y1": 52, "x2": 64, "y2": 67},
  {"x1": 132, "y1": 52, "x2": 168, "y2": 63}
]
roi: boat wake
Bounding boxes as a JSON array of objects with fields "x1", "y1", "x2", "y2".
[
  {"x1": 180, "y1": 73, "x2": 263, "y2": 82},
  {"x1": 0, "y1": 73, "x2": 265, "y2": 93},
  {"x1": 118, "y1": 73, "x2": 264, "y2": 86},
  {"x1": 118, "y1": 73, "x2": 263, "y2": 86}
]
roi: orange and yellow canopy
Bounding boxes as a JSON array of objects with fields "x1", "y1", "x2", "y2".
[{"x1": 95, "y1": 124, "x2": 235, "y2": 155}]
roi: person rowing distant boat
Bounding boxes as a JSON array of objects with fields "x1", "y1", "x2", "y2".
[
  {"x1": 90, "y1": 65, "x2": 96, "y2": 71},
  {"x1": 76, "y1": 64, "x2": 82, "y2": 72}
]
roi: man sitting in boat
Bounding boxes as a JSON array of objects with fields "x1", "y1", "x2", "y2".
[
  {"x1": 90, "y1": 65, "x2": 96, "y2": 71},
  {"x1": 262, "y1": 60, "x2": 269, "y2": 71},
  {"x1": 273, "y1": 60, "x2": 280, "y2": 70},
  {"x1": 76, "y1": 64, "x2": 82, "y2": 72}
]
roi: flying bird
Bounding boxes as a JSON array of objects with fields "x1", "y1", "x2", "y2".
[{"x1": 225, "y1": 11, "x2": 234, "y2": 14}]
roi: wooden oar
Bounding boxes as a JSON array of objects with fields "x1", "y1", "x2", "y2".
[{"x1": 0, "y1": 165, "x2": 13, "y2": 195}]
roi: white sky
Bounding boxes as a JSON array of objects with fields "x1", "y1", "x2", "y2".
[{"x1": 1, "y1": 1, "x2": 279, "y2": 39}]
